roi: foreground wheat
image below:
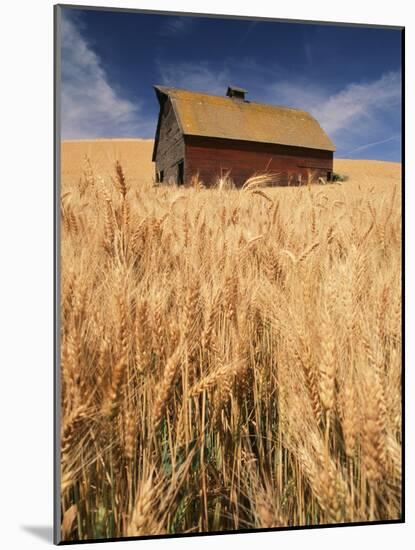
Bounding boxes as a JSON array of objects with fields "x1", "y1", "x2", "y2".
[{"x1": 60, "y1": 159, "x2": 402, "y2": 540}]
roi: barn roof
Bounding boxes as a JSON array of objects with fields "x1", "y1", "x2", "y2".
[{"x1": 154, "y1": 85, "x2": 336, "y2": 152}]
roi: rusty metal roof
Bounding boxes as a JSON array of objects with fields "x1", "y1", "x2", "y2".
[{"x1": 154, "y1": 86, "x2": 336, "y2": 152}]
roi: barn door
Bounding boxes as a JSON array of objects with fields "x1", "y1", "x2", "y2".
[{"x1": 177, "y1": 160, "x2": 184, "y2": 185}]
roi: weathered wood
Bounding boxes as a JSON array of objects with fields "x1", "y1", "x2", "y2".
[{"x1": 153, "y1": 98, "x2": 185, "y2": 184}]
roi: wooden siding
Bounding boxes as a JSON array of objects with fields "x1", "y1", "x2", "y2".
[
  {"x1": 154, "y1": 98, "x2": 185, "y2": 184},
  {"x1": 185, "y1": 136, "x2": 333, "y2": 187}
]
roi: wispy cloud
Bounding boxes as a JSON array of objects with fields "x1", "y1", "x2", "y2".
[
  {"x1": 157, "y1": 16, "x2": 196, "y2": 37},
  {"x1": 266, "y1": 71, "x2": 401, "y2": 156},
  {"x1": 60, "y1": 11, "x2": 153, "y2": 139},
  {"x1": 344, "y1": 135, "x2": 400, "y2": 156},
  {"x1": 156, "y1": 56, "x2": 274, "y2": 98},
  {"x1": 157, "y1": 60, "x2": 232, "y2": 95},
  {"x1": 313, "y1": 72, "x2": 401, "y2": 135}
]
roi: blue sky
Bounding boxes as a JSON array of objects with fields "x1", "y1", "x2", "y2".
[{"x1": 60, "y1": 7, "x2": 403, "y2": 161}]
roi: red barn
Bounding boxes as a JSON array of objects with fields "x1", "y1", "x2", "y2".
[{"x1": 152, "y1": 85, "x2": 335, "y2": 187}]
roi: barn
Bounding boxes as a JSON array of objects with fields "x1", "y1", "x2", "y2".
[{"x1": 152, "y1": 85, "x2": 335, "y2": 187}]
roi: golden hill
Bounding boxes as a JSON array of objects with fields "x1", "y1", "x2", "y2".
[
  {"x1": 61, "y1": 138, "x2": 401, "y2": 189},
  {"x1": 61, "y1": 139, "x2": 155, "y2": 188}
]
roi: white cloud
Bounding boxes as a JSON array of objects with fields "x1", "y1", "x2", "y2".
[
  {"x1": 312, "y1": 71, "x2": 401, "y2": 135},
  {"x1": 60, "y1": 12, "x2": 152, "y2": 139},
  {"x1": 266, "y1": 71, "x2": 401, "y2": 154},
  {"x1": 157, "y1": 61, "x2": 232, "y2": 95},
  {"x1": 156, "y1": 56, "x2": 276, "y2": 97},
  {"x1": 264, "y1": 80, "x2": 325, "y2": 112}
]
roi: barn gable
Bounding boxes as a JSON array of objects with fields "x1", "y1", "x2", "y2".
[{"x1": 152, "y1": 89, "x2": 185, "y2": 184}]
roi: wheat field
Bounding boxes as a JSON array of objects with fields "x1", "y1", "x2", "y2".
[{"x1": 60, "y1": 140, "x2": 402, "y2": 541}]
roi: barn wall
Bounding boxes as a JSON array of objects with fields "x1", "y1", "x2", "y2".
[
  {"x1": 185, "y1": 136, "x2": 334, "y2": 187},
  {"x1": 154, "y1": 98, "x2": 185, "y2": 184}
]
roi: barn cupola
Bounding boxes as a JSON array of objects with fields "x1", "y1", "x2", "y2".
[{"x1": 226, "y1": 86, "x2": 247, "y2": 101}]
